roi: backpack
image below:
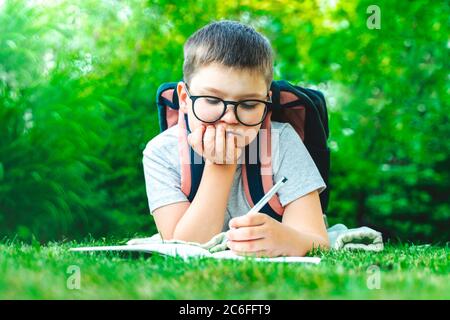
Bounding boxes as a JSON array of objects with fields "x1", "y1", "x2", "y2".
[{"x1": 155, "y1": 80, "x2": 330, "y2": 225}]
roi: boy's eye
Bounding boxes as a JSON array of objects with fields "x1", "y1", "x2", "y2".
[
  {"x1": 205, "y1": 98, "x2": 222, "y2": 105},
  {"x1": 240, "y1": 102, "x2": 258, "y2": 109}
]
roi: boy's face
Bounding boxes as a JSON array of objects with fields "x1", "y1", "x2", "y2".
[{"x1": 177, "y1": 62, "x2": 271, "y2": 148}]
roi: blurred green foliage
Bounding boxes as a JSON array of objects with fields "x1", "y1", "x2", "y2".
[{"x1": 0, "y1": 0, "x2": 448, "y2": 243}]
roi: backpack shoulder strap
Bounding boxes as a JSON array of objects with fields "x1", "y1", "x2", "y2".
[
  {"x1": 241, "y1": 111, "x2": 284, "y2": 222},
  {"x1": 155, "y1": 82, "x2": 199, "y2": 199}
]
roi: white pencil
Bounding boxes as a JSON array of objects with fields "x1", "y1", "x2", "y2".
[{"x1": 246, "y1": 176, "x2": 288, "y2": 215}]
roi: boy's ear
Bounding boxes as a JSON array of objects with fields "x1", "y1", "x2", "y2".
[{"x1": 177, "y1": 81, "x2": 188, "y2": 113}]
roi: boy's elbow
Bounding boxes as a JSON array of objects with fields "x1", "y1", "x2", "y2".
[
  {"x1": 172, "y1": 226, "x2": 216, "y2": 244},
  {"x1": 171, "y1": 225, "x2": 198, "y2": 243},
  {"x1": 317, "y1": 235, "x2": 330, "y2": 251},
  {"x1": 310, "y1": 235, "x2": 330, "y2": 253}
]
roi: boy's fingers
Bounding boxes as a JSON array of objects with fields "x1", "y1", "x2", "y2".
[
  {"x1": 188, "y1": 125, "x2": 205, "y2": 156},
  {"x1": 215, "y1": 124, "x2": 226, "y2": 164},
  {"x1": 203, "y1": 125, "x2": 216, "y2": 160},
  {"x1": 235, "y1": 146, "x2": 243, "y2": 163},
  {"x1": 234, "y1": 135, "x2": 243, "y2": 163},
  {"x1": 234, "y1": 131, "x2": 246, "y2": 149},
  {"x1": 227, "y1": 238, "x2": 267, "y2": 253},
  {"x1": 225, "y1": 132, "x2": 236, "y2": 164},
  {"x1": 226, "y1": 224, "x2": 266, "y2": 241},
  {"x1": 229, "y1": 212, "x2": 266, "y2": 229}
]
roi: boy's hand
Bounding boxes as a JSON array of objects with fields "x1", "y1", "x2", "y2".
[
  {"x1": 187, "y1": 123, "x2": 243, "y2": 165},
  {"x1": 225, "y1": 212, "x2": 290, "y2": 258}
]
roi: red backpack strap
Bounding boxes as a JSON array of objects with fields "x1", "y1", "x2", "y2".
[
  {"x1": 177, "y1": 110, "x2": 191, "y2": 198},
  {"x1": 242, "y1": 111, "x2": 284, "y2": 219},
  {"x1": 178, "y1": 112, "x2": 208, "y2": 203},
  {"x1": 259, "y1": 112, "x2": 284, "y2": 214}
]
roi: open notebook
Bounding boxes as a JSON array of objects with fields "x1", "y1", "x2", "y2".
[{"x1": 69, "y1": 243, "x2": 321, "y2": 264}]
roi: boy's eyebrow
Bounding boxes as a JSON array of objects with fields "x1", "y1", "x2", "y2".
[{"x1": 201, "y1": 86, "x2": 266, "y2": 99}]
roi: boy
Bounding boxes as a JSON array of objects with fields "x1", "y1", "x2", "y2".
[{"x1": 143, "y1": 20, "x2": 329, "y2": 257}]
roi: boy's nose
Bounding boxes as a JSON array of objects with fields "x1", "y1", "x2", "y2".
[{"x1": 220, "y1": 105, "x2": 239, "y2": 124}]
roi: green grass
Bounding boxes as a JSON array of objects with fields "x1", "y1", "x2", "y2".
[{"x1": 1, "y1": 239, "x2": 448, "y2": 299}]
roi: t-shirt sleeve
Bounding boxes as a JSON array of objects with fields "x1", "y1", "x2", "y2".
[
  {"x1": 142, "y1": 141, "x2": 189, "y2": 214},
  {"x1": 273, "y1": 123, "x2": 327, "y2": 207}
]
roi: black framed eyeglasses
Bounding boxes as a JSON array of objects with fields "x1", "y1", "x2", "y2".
[{"x1": 184, "y1": 82, "x2": 272, "y2": 126}]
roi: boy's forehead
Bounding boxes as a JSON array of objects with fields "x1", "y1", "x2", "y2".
[
  {"x1": 199, "y1": 85, "x2": 266, "y2": 98},
  {"x1": 191, "y1": 63, "x2": 268, "y2": 97}
]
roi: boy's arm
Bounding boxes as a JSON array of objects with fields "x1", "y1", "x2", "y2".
[
  {"x1": 168, "y1": 162, "x2": 236, "y2": 243},
  {"x1": 152, "y1": 201, "x2": 190, "y2": 240},
  {"x1": 280, "y1": 190, "x2": 330, "y2": 255},
  {"x1": 153, "y1": 161, "x2": 237, "y2": 243},
  {"x1": 153, "y1": 123, "x2": 241, "y2": 243}
]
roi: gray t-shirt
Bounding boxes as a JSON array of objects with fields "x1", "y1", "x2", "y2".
[{"x1": 142, "y1": 121, "x2": 326, "y2": 232}]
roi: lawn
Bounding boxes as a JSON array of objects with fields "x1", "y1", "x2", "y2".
[{"x1": 1, "y1": 239, "x2": 448, "y2": 299}]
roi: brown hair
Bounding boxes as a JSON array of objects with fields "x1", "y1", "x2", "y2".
[{"x1": 183, "y1": 20, "x2": 274, "y2": 89}]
